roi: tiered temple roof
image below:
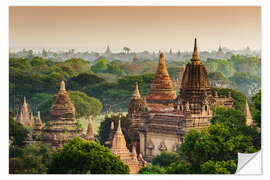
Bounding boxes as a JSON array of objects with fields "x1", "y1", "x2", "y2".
[
  {"x1": 146, "y1": 53, "x2": 176, "y2": 105},
  {"x1": 110, "y1": 120, "x2": 146, "y2": 174},
  {"x1": 41, "y1": 81, "x2": 82, "y2": 146},
  {"x1": 16, "y1": 97, "x2": 34, "y2": 127}
]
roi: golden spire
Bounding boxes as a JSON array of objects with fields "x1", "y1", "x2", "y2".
[
  {"x1": 59, "y1": 80, "x2": 66, "y2": 92},
  {"x1": 110, "y1": 121, "x2": 114, "y2": 130},
  {"x1": 159, "y1": 52, "x2": 165, "y2": 64},
  {"x1": 116, "y1": 119, "x2": 122, "y2": 134},
  {"x1": 244, "y1": 99, "x2": 253, "y2": 126},
  {"x1": 132, "y1": 82, "x2": 141, "y2": 99},
  {"x1": 86, "y1": 117, "x2": 95, "y2": 140},
  {"x1": 23, "y1": 97, "x2": 27, "y2": 105},
  {"x1": 191, "y1": 38, "x2": 201, "y2": 63}
]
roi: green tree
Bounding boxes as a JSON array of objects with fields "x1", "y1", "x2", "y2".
[
  {"x1": 152, "y1": 152, "x2": 180, "y2": 167},
  {"x1": 47, "y1": 137, "x2": 129, "y2": 174},
  {"x1": 166, "y1": 161, "x2": 190, "y2": 174},
  {"x1": 9, "y1": 110, "x2": 29, "y2": 146},
  {"x1": 91, "y1": 58, "x2": 108, "y2": 73},
  {"x1": 251, "y1": 90, "x2": 261, "y2": 127},
  {"x1": 208, "y1": 72, "x2": 233, "y2": 88},
  {"x1": 138, "y1": 164, "x2": 165, "y2": 174},
  {"x1": 200, "y1": 160, "x2": 237, "y2": 174},
  {"x1": 66, "y1": 73, "x2": 105, "y2": 91},
  {"x1": 229, "y1": 72, "x2": 260, "y2": 97}
]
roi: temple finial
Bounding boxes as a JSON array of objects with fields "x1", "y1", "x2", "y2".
[
  {"x1": 116, "y1": 119, "x2": 122, "y2": 133},
  {"x1": 132, "y1": 82, "x2": 141, "y2": 99},
  {"x1": 110, "y1": 121, "x2": 114, "y2": 130},
  {"x1": 24, "y1": 97, "x2": 26, "y2": 105},
  {"x1": 159, "y1": 52, "x2": 165, "y2": 64},
  {"x1": 60, "y1": 80, "x2": 66, "y2": 91},
  {"x1": 191, "y1": 38, "x2": 200, "y2": 63}
]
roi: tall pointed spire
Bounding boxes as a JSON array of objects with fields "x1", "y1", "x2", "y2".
[
  {"x1": 34, "y1": 111, "x2": 43, "y2": 130},
  {"x1": 146, "y1": 52, "x2": 176, "y2": 105},
  {"x1": 59, "y1": 80, "x2": 66, "y2": 93},
  {"x1": 110, "y1": 121, "x2": 114, "y2": 130},
  {"x1": 86, "y1": 117, "x2": 95, "y2": 141},
  {"x1": 132, "y1": 82, "x2": 141, "y2": 99},
  {"x1": 244, "y1": 99, "x2": 253, "y2": 126},
  {"x1": 191, "y1": 38, "x2": 200, "y2": 63},
  {"x1": 111, "y1": 119, "x2": 128, "y2": 151},
  {"x1": 23, "y1": 97, "x2": 27, "y2": 105}
]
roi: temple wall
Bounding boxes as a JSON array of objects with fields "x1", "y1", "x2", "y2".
[{"x1": 146, "y1": 133, "x2": 179, "y2": 156}]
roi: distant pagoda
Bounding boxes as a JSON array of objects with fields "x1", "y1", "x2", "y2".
[
  {"x1": 146, "y1": 52, "x2": 176, "y2": 105},
  {"x1": 217, "y1": 45, "x2": 224, "y2": 57},
  {"x1": 104, "y1": 45, "x2": 112, "y2": 54},
  {"x1": 41, "y1": 81, "x2": 82, "y2": 146},
  {"x1": 132, "y1": 53, "x2": 139, "y2": 64},
  {"x1": 84, "y1": 117, "x2": 95, "y2": 141},
  {"x1": 16, "y1": 97, "x2": 34, "y2": 127}
]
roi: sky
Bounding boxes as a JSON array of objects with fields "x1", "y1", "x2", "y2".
[{"x1": 9, "y1": 6, "x2": 261, "y2": 52}]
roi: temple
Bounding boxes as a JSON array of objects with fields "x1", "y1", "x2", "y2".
[
  {"x1": 217, "y1": 45, "x2": 224, "y2": 57},
  {"x1": 83, "y1": 117, "x2": 95, "y2": 141},
  {"x1": 132, "y1": 53, "x2": 139, "y2": 64},
  {"x1": 128, "y1": 38, "x2": 234, "y2": 161},
  {"x1": 41, "y1": 81, "x2": 82, "y2": 146},
  {"x1": 16, "y1": 97, "x2": 34, "y2": 127},
  {"x1": 110, "y1": 120, "x2": 147, "y2": 174},
  {"x1": 104, "y1": 45, "x2": 112, "y2": 54}
]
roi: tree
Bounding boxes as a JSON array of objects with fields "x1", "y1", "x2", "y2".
[
  {"x1": 9, "y1": 143, "x2": 52, "y2": 174},
  {"x1": 208, "y1": 72, "x2": 233, "y2": 88},
  {"x1": 251, "y1": 90, "x2": 261, "y2": 127},
  {"x1": 166, "y1": 161, "x2": 190, "y2": 174},
  {"x1": 68, "y1": 91, "x2": 103, "y2": 118},
  {"x1": 200, "y1": 160, "x2": 237, "y2": 174},
  {"x1": 47, "y1": 137, "x2": 129, "y2": 174},
  {"x1": 9, "y1": 110, "x2": 29, "y2": 146},
  {"x1": 229, "y1": 72, "x2": 260, "y2": 97},
  {"x1": 179, "y1": 124, "x2": 257, "y2": 173},
  {"x1": 66, "y1": 73, "x2": 105, "y2": 91},
  {"x1": 138, "y1": 164, "x2": 165, "y2": 174},
  {"x1": 152, "y1": 152, "x2": 180, "y2": 167},
  {"x1": 123, "y1": 47, "x2": 130, "y2": 54},
  {"x1": 91, "y1": 58, "x2": 108, "y2": 73},
  {"x1": 98, "y1": 114, "x2": 134, "y2": 148}
]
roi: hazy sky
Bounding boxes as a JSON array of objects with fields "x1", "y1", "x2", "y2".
[{"x1": 9, "y1": 6, "x2": 261, "y2": 52}]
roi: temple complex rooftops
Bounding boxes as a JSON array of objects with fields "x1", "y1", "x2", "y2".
[
  {"x1": 146, "y1": 52, "x2": 176, "y2": 105},
  {"x1": 181, "y1": 38, "x2": 210, "y2": 90}
]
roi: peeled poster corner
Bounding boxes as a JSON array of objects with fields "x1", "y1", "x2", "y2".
[{"x1": 235, "y1": 151, "x2": 262, "y2": 175}]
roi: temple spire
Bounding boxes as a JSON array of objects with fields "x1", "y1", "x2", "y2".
[
  {"x1": 191, "y1": 38, "x2": 200, "y2": 63},
  {"x1": 132, "y1": 82, "x2": 141, "y2": 99},
  {"x1": 159, "y1": 52, "x2": 165, "y2": 64},
  {"x1": 110, "y1": 121, "x2": 114, "y2": 130},
  {"x1": 23, "y1": 97, "x2": 27, "y2": 105},
  {"x1": 60, "y1": 80, "x2": 66, "y2": 92},
  {"x1": 116, "y1": 120, "x2": 122, "y2": 134},
  {"x1": 86, "y1": 117, "x2": 95, "y2": 141},
  {"x1": 244, "y1": 99, "x2": 253, "y2": 126}
]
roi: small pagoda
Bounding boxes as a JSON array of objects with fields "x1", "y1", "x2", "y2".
[
  {"x1": 16, "y1": 97, "x2": 34, "y2": 127},
  {"x1": 41, "y1": 81, "x2": 82, "y2": 146},
  {"x1": 146, "y1": 52, "x2": 176, "y2": 105},
  {"x1": 83, "y1": 117, "x2": 95, "y2": 141},
  {"x1": 110, "y1": 120, "x2": 147, "y2": 174}
]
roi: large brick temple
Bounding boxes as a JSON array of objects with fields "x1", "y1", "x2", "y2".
[{"x1": 128, "y1": 38, "x2": 234, "y2": 161}]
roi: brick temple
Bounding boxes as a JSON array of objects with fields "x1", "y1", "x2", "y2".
[
  {"x1": 41, "y1": 81, "x2": 82, "y2": 146},
  {"x1": 128, "y1": 38, "x2": 234, "y2": 161}
]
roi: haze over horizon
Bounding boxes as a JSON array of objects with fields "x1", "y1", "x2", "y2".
[{"x1": 9, "y1": 6, "x2": 261, "y2": 52}]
